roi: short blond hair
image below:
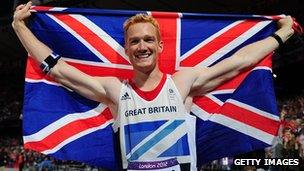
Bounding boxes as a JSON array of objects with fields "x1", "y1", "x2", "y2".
[{"x1": 123, "y1": 13, "x2": 161, "y2": 41}]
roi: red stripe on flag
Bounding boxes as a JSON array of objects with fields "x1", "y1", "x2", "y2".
[
  {"x1": 31, "y1": 6, "x2": 53, "y2": 11},
  {"x1": 180, "y1": 20, "x2": 260, "y2": 67},
  {"x1": 53, "y1": 14, "x2": 129, "y2": 65},
  {"x1": 193, "y1": 96, "x2": 221, "y2": 113},
  {"x1": 219, "y1": 102, "x2": 280, "y2": 136},
  {"x1": 24, "y1": 108, "x2": 113, "y2": 152},
  {"x1": 150, "y1": 12, "x2": 180, "y2": 18},
  {"x1": 151, "y1": 12, "x2": 179, "y2": 74},
  {"x1": 25, "y1": 57, "x2": 54, "y2": 81}
]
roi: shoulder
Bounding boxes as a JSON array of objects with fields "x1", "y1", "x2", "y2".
[{"x1": 171, "y1": 67, "x2": 208, "y2": 100}]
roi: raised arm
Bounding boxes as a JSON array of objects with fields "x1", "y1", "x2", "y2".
[
  {"x1": 12, "y1": 2, "x2": 121, "y2": 106},
  {"x1": 173, "y1": 16, "x2": 294, "y2": 100}
]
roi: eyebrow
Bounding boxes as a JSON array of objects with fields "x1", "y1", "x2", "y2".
[{"x1": 128, "y1": 35, "x2": 156, "y2": 41}]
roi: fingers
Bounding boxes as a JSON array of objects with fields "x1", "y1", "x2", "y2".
[
  {"x1": 278, "y1": 15, "x2": 293, "y2": 28},
  {"x1": 20, "y1": 1, "x2": 32, "y2": 13},
  {"x1": 280, "y1": 15, "x2": 292, "y2": 22},
  {"x1": 13, "y1": 1, "x2": 33, "y2": 25},
  {"x1": 24, "y1": 1, "x2": 33, "y2": 11},
  {"x1": 285, "y1": 16, "x2": 293, "y2": 23},
  {"x1": 15, "y1": 1, "x2": 32, "y2": 13},
  {"x1": 16, "y1": 4, "x2": 26, "y2": 11}
]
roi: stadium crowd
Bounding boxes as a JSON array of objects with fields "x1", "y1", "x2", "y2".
[
  {"x1": 0, "y1": 137, "x2": 104, "y2": 171},
  {"x1": 275, "y1": 94, "x2": 304, "y2": 159}
]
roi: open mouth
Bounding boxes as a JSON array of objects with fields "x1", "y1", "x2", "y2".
[{"x1": 135, "y1": 53, "x2": 152, "y2": 59}]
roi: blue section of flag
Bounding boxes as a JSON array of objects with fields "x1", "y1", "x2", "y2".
[
  {"x1": 23, "y1": 82, "x2": 99, "y2": 135},
  {"x1": 29, "y1": 14, "x2": 106, "y2": 62},
  {"x1": 231, "y1": 70, "x2": 278, "y2": 115},
  {"x1": 196, "y1": 119, "x2": 268, "y2": 166},
  {"x1": 180, "y1": 19, "x2": 234, "y2": 56},
  {"x1": 85, "y1": 15, "x2": 128, "y2": 46},
  {"x1": 213, "y1": 93, "x2": 231, "y2": 103}
]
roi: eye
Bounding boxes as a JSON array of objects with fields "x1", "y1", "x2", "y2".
[
  {"x1": 129, "y1": 39, "x2": 139, "y2": 45},
  {"x1": 145, "y1": 37, "x2": 155, "y2": 43}
]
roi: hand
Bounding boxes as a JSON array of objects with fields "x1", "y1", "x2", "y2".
[
  {"x1": 274, "y1": 16, "x2": 294, "y2": 42},
  {"x1": 277, "y1": 16, "x2": 293, "y2": 30},
  {"x1": 12, "y1": 1, "x2": 32, "y2": 29}
]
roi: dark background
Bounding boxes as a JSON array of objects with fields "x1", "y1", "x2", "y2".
[{"x1": 0, "y1": 0, "x2": 304, "y2": 134}]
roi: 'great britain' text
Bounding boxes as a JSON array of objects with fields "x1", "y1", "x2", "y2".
[{"x1": 124, "y1": 106, "x2": 177, "y2": 117}]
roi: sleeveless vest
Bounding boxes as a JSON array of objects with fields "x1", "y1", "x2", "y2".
[{"x1": 113, "y1": 74, "x2": 197, "y2": 170}]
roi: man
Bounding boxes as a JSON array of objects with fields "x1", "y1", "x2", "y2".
[{"x1": 13, "y1": 1, "x2": 294, "y2": 170}]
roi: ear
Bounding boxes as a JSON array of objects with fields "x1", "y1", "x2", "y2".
[
  {"x1": 124, "y1": 42, "x2": 129, "y2": 55},
  {"x1": 158, "y1": 40, "x2": 164, "y2": 53},
  {"x1": 124, "y1": 46, "x2": 128, "y2": 54}
]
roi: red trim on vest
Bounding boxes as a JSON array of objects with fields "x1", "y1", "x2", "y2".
[{"x1": 130, "y1": 74, "x2": 167, "y2": 101}]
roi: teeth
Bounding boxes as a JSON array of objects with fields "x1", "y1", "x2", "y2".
[{"x1": 136, "y1": 54, "x2": 150, "y2": 58}]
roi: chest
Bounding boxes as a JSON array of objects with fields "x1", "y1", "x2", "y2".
[{"x1": 118, "y1": 79, "x2": 188, "y2": 125}]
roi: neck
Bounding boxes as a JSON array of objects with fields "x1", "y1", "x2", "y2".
[{"x1": 132, "y1": 67, "x2": 163, "y2": 91}]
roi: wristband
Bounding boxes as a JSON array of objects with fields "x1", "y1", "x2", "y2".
[
  {"x1": 271, "y1": 33, "x2": 284, "y2": 48},
  {"x1": 40, "y1": 52, "x2": 61, "y2": 74}
]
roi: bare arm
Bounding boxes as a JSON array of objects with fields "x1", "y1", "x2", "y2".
[
  {"x1": 12, "y1": 2, "x2": 121, "y2": 105},
  {"x1": 173, "y1": 16, "x2": 294, "y2": 100}
]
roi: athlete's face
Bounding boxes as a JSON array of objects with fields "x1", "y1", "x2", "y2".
[{"x1": 125, "y1": 22, "x2": 163, "y2": 73}]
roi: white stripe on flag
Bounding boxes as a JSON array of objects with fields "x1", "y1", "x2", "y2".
[
  {"x1": 25, "y1": 78, "x2": 60, "y2": 86},
  {"x1": 191, "y1": 104, "x2": 211, "y2": 121},
  {"x1": 209, "y1": 89, "x2": 235, "y2": 95},
  {"x1": 175, "y1": 17, "x2": 181, "y2": 70},
  {"x1": 49, "y1": 7, "x2": 67, "y2": 11},
  {"x1": 252, "y1": 66, "x2": 272, "y2": 72},
  {"x1": 205, "y1": 94, "x2": 224, "y2": 106}
]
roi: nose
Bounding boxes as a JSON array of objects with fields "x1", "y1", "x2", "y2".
[{"x1": 138, "y1": 40, "x2": 147, "y2": 51}]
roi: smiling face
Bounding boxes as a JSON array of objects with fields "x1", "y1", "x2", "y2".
[
  {"x1": 125, "y1": 22, "x2": 163, "y2": 73},
  {"x1": 124, "y1": 15, "x2": 163, "y2": 74}
]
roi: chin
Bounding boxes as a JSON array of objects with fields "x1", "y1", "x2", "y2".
[{"x1": 135, "y1": 63, "x2": 157, "y2": 73}]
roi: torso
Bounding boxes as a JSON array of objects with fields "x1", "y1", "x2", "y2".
[{"x1": 113, "y1": 74, "x2": 197, "y2": 170}]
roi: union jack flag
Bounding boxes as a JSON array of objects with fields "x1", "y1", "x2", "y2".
[{"x1": 23, "y1": 6, "x2": 281, "y2": 169}]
